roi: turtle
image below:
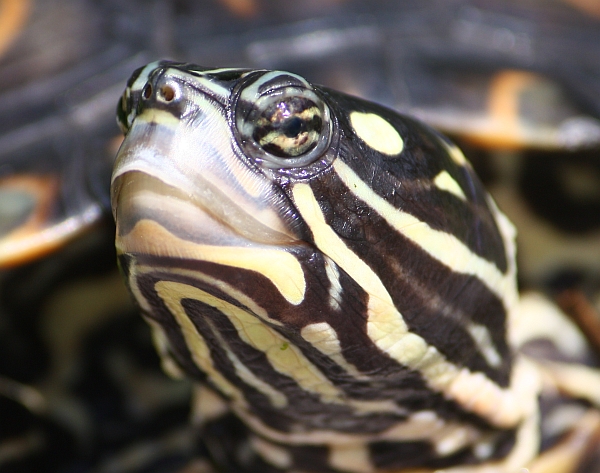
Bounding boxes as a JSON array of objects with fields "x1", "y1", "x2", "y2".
[
  {"x1": 2, "y1": 0, "x2": 600, "y2": 472},
  {"x1": 109, "y1": 60, "x2": 600, "y2": 473}
]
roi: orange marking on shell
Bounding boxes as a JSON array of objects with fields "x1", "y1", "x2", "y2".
[
  {"x1": 459, "y1": 70, "x2": 546, "y2": 150},
  {"x1": 218, "y1": 0, "x2": 259, "y2": 18},
  {"x1": 0, "y1": 0, "x2": 31, "y2": 57},
  {"x1": 0, "y1": 175, "x2": 88, "y2": 268},
  {"x1": 563, "y1": 0, "x2": 600, "y2": 19},
  {"x1": 477, "y1": 70, "x2": 539, "y2": 150}
]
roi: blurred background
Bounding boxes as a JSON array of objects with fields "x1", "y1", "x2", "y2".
[{"x1": 0, "y1": 1, "x2": 599, "y2": 471}]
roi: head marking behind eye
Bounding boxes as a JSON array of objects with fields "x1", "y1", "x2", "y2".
[{"x1": 350, "y1": 111, "x2": 403, "y2": 156}]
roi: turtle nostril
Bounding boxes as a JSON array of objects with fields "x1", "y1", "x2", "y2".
[
  {"x1": 160, "y1": 85, "x2": 175, "y2": 102},
  {"x1": 142, "y1": 83, "x2": 152, "y2": 99}
]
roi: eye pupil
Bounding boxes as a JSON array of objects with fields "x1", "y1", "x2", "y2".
[
  {"x1": 250, "y1": 97, "x2": 324, "y2": 159},
  {"x1": 283, "y1": 116, "x2": 304, "y2": 138}
]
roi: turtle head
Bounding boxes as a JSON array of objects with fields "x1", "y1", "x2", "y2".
[{"x1": 111, "y1": 61, "x2": 335, "y2": 253}]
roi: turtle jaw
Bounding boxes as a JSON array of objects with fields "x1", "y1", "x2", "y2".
[{"x1": 111, "y1": 112, "x2": 300, "y2": 260}]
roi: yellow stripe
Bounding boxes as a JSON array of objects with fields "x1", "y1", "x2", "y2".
[
  {"x1": 137, "y1": 108, "x2": 181, "y2": 126},
  {"x1": 143, "y1": 265, "x2": 408, "y2": 416},
  {"x1": 332, "y1": 160, "x2": 516, "y2": 308},
  {"x1": 433, "y1": 170, "x2": 466, "y2": 200},
  {"x1": 328, "y1": 443, "x2": 373, "y2": 473},
  {"x1": 139, "y1": 264, "x2": 284, "y2": 327},
  {"x1": 157, "y1": 281, "x2": 287, "y2": 408},
  {"x1": 234, "y1": 405, "x2": 482, "y2": 446},
  {"x1": 154, "y1": 281, "x2": 247, "y2": 404},
  {"x1": 444, "y1": 141, "x2": 469, "y2": 167},
  {"x1": 157, "y1": 281, "x2": 344, "y2": 403},
  {"x1": 324, "y1": 256, "x2": 343, "y2": 311},
  {"x1": 291, "y1": 182, "x2": 527, "y2": 428},
  {"x1": 203, "y1": 316, "x2": 288, "y2": 408},
  {"x1": 300, "y1": 322, "x2": 364, "y2": 379},
  {"x1": 250, "y1": 436, "x2": 292, "y2": 469},
  {"x1": 119, "y1": 219, "x2": 306, "y2": 304}
]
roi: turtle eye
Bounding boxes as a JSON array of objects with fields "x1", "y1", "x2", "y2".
[
  {"x1": 234, "y1": 74, "x2": 331, "y2": 169},
  {"x1": 252, "y1": 96, "x2": 324, "y2": 158}
]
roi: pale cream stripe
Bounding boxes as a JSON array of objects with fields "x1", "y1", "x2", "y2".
[
  {"x1": 137, "y1": 263, "x2": 283, "y2": 327},
  {"x1": 119, "y1": 219, "x2": 306, "y2": 304},
  {"x1": 191, "y1": 385, "x2": 229, "y2": 424},
  {"x1": 137, "y1": 108, "x2": 181, "y2": 126},
  {"x1": 332, "y1": 159, "x2": 516, "y2": 307},
  {"x1": 467, "y1": 324, "x2": 502, "y2": 368},
  {"x1": 232, "y1": 404, "x2": 481, "y2": 446},
  {"x1": 291, "y1": 182, "x2": 528, "y2": 428},
  {"x1": 445, "y1": 141, "x2": 469, "y2": 166},
  {"x1": 157, "y1": 280, "x2": 287, "y2": 408},
  {"x1": 301, "y1": 322, "x2": 365, "y2": 379},
  {"x1": 141, "y1": 266, "x2": 411, "y2": 415},
  {"x1": 433, "y1": 170, "x2": 467, "y2": 200},
  {"x1": 145, "y1": 318, "x2": 186, "y2": 379},
  {"x1": 154, "y1": 281, "x2": 247, "y2": 405},
  {"x1": 324, "y1": 256, "x2": 343, "y2": 311},
  {"x1": 204, "y1": 316, "x2": 288, "y2": 408},
  {"x1": 156, "y1": 281, "x2": 344, "y2": 403},
  {"x1": 328, "y1": 443, "x2": 373, "y2": 473},
  {"x1": 250, "y1": 436, "x2": 293, "y2": 470}
]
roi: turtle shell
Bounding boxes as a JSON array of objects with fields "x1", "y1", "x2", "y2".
[{"x1": 1, "y1": 1, "x2": 600, "y2": 472}]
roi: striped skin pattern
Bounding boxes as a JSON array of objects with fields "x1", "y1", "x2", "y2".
[{"x1": 111, "y1": 61, "x2": 541, "y2": 472}]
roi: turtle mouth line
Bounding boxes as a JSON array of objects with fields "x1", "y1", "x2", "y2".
[
  {"x1": 112, "y1": 170, "x2": 300, "y2": 251},
  {"x1": 111, "y1": 97, "x2": 302, "y2": 252}
]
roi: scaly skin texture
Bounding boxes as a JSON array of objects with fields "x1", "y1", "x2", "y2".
[{"x1": 111, "y1": 62, "x2": 600, "y2": 473}]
